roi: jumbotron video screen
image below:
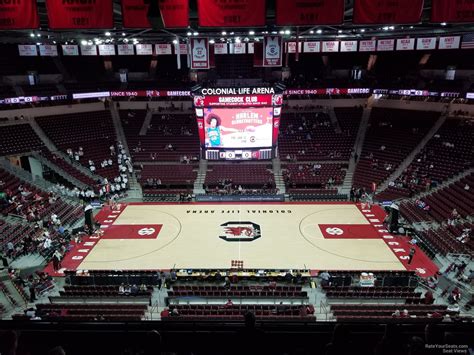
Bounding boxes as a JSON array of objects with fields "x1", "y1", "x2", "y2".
[{"x1": 193, "y1": 87, "x2": 282, "y2": 160}]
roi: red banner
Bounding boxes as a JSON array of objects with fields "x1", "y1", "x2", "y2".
[
  {"x1": 198, "y1": 0, "x2": 266, "y2": 27},
  {"x1": 121, "y1": 0, "x2": 149, "y2": 28},
  {"x1": 431, "y1": 0, "x2": 474, "y2": 23},
  {"x1": 159, "y1": 0, "x2": 189, "y2": 28},
  {"x1": 46, "y1": 0, "x2": 113, "y2": 29},
  {"x1": 121, "y1": 0, "x2": 189, "y2": 28},
  {"x1": 276, "y1": 0, "x2": 344, "y2": 25},
  {"x1": 0, "y1": 0, "x2": 39, "y2": 29},
  {"x1": 353, "y1": 0, "x2": 424, "y2": 24},
  {"x1": 263, "y1": 36, "x2": 283, "y2": 67}
]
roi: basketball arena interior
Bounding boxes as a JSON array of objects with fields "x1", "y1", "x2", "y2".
[{"x1": 0, "y1": 1, "x2": 473, "y2": 354}]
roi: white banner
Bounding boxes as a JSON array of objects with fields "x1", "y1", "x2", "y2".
[
  {"x1": 155, "y1": 43, "x2": 172, "y2": 55},
  {"x1": 377, "y1": 39, "x2": 395, "y2": 51},
  {"x1": 190, "y1": 37, "x2": 210, "y2": 69},
  {"x1": 214, "y1": 43, "x2": 228, "y2": 54},
  {"x1": 286, "y1": 42, "x2": 302, "y2": 53},
  {"x1": 39, "y1": 45, "x2": 58, "y2": 56},
  {"x1": 416, "y1": 37, "x2": 436, "y2": 50},
  {"x1": 177, "y1": 43, "x2": 188, "y2": 55},
  {"x1": 230, "y1": 42, "x2": 246, "y2": 54},
  {"x1": 359, "y1": 40, "x2": 376, "y2": 52},
  {"x1": 117, "y1": 44, "x2": 134, "y2": 55},
  {"x1": 98, "y1": 44, "x2": 115, "y2": 56},
  {"x1": 62, "y1": 45, "x2": 79, "y2": 56},
  {"x1": 322, "y1": 41, "x2": 339, "y2": 52},
  {"x1": 303, "y1": 41, "x2": 320, "y2": 53},
  {"x1": 263, "y1": 36, "x2": 283, "y2": 67},
  {"x1": 396, "y1": 38, "x2": 415, "y2": 51},
  {"x1": 439, "y1": 36, "x2": 461, "y2": 50},
  {"x1": 136, "y1": 44, "x2": 153, "y2": 55},
  {"x1": 80, "y1": 45, "x2": 97, "y2": 56},
  {"x1": 248, "y1": 42, "x2": 254, "y2": 54},
  {"x1": 340, "y1": 41, "x2": 358, "y2": 52},
  {"x1": 18, "y1": 44, "x2": 38, "y2": 56}
]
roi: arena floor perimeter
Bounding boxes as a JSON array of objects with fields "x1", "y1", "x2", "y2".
[{"x1": 45, "y1": 202, "x2": 438, "y2": 278}]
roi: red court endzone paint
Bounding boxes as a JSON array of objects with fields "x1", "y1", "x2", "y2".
[{"x1": 319, "y1": 224, "x2": 381, "y2": 239}]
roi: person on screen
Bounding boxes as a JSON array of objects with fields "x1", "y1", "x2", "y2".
[{"x1": 205, "y1": 114, "x2": 239, "y2": 147}]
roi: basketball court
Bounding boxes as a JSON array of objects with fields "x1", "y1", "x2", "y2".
[{"x1": 46, "y1": 202, "x2": 438, "y2": 277}]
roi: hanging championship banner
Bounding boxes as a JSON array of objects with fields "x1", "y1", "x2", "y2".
[
  {"x1": 190, "y1": 38, "x2": 210, "y2": 69},
  {"x1": 353, "y1": 0, "x2": 424, "y2": 24},
  {"x1": 0, "y1": 0, "x2": 39, "y2": 29},
  {"x1": 230, "y1": 43, "x2": 246, "y2": 54},
  {"x1": 214, "y1": 43, "x2": 228, "y2": 54},
  {"x1": 377, "y1": 39, "x2": 395, "y2": 51},
  {"x1": 80, "y1": 45, "x2": 97, "y2": 56},
  {"x1": 276, "y1": 0, "x2": 344, "y2": 25},
  {"x1": 396, "y1": 38, "x2": 415, "y2": 50},
  {"x1": 39, "y1": 45, "x2": 58, "y2": 56},
  {"x1": 286, "y1": 42, "x2": 302, "y2": 53},
  {"x1": 198, "y1": 0, "x2": 266, "y2": 27},
  {"x1": 359, "y1": 40, "x2": 376, "y2": 52},
  {"x1": 155, "y1": 44, "x2": 172, "y2": 55},
  {"x1": 248, "y1": 42, "x2": 254, "y2": 54},
  {"x1": 416, "y1": 37, "x2": 436, "y2": 50},
  {"x1": 322, "y1": 41, "x2": 339, "y2": 52},
  {"x1": 438, "y1": 36, "x2": 461, "y2": 50},
  {"x1": 303, "y1": 41, "x2": 320, "y2": 53},
  {"x1": 121, "y1": 0, "x2": 189, "y2": 28},
  {"x1": 340, "y1": 41, "x2": 358, "y2": 52},
  {"x1": 98, "y1": 44, "x2": 116, "y2": 56},
  {"x1": 62, "y1": 45, "x2": 79, "y2": 56},
  {"x1": 117, "y1": 44, "x2": 135, "y2": 55},
  {"x1": 46, "y1": 0, "x2": 113, "y2": 29},
  {"x1": 431, "y1": 0, "x2": 474, "y2": 23},
  {"x1": 263, "y1": 36, "x2": 282, "y2": 67},
  {"x1": 18, "y1": 44, "x2": 38, "y2": 56},
  {"x1": 136, "y1": 44, "x2": 153, "y2": 55},
  {"x1": 174, "y1": 43, "x2": 188, "y2": 55}
]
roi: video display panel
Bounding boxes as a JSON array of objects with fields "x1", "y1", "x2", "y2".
[{"x1": 203, "y1": 107, "x2": 273, "y2": 148}]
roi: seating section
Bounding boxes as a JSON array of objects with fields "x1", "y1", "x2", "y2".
[
  {"x1": 163, "y1": 304, "x2": 316, "y2": 321},
  {"x1": 139, "y1": 164, "x2": 197, "y2": 188},
  {"x1": 353, "y1": 108, "x2": 439, "y2": 189},
  {"x1": 205, "y1": 164, "x2": 275, "y2": 188},
  {"x1": 0, "y1": 123, "x2": 45, "y2": 156},
  {"x1": 120, "y1": 109, "x2": 147, "y2": 143},
  {"x1": 418, "y1": 222, "x2": 473, "y2": 256},
  {"x1": 59, "y1": 285, "x2": 153, "y2": 297},
  {"x1": 331, "y1": 304, "x2": 448, "y2": 322},
  {"x1": 283, "y1": 163, "x2": 346, "y2": 189},
  {"x1": 40, "y1": 150, "x2": 97, "y2": 187},
  {"x1": 0, "y1": 168, "x2": 83, "y2": 225},
  {"x1": 324, "y1": 285, "x2": 420, "y2": 299},
  {"x1": 34, "y1": 303, "x2": 147, "y2": 321},
  {"x1": 168, "y1": 285, "x2": 307, "y2": 298},
  {"x1": 126, "y1": 113, "x2": 200, "y2": 162},
  {"x1": 279, "y1": 107, "x2": 362, "y2": 161},
  {"x1": 376, "y1": 119, "x2": 474, "y2": 200},
  {"x1": 36, "y1": 111, "x2": 118, "y2": 179},
  {"x1": 400, "y1": 173, "x2": 474, "y2": 224}
]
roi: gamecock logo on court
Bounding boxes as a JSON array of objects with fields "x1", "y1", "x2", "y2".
[
  {"x1": 219, "y1": 221, "x2": 261, "y2": 242},
  {"x1": 138, "y1": 227, "x2": 156, "y2": 236},
  {"x1": 325, "y1": 227, "x2": 344, "y2": 236}
]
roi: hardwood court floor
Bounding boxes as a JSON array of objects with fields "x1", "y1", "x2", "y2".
[{"x1": 77, "y1": 203, "x2": 406, "y2": 272}]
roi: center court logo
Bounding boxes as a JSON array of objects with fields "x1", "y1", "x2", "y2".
[{"x1": 219, "y1": 221, "x2": 261, "y2": 242}]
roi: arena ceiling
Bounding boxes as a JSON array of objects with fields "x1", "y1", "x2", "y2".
[{"x1": 1, "y1": 0, "x2": 474, "y2": 45}]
